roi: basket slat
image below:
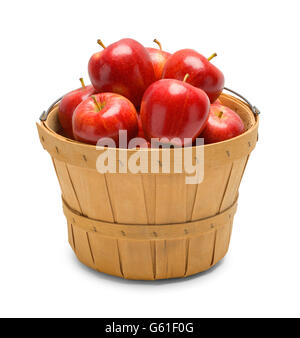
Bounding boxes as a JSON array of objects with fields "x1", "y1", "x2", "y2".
[
  {"x1": 141, "y1": 175, "x2": 156, "y2": 224},
  {"x1": 186, "y1": 183, "x2": 198, "y2": 221},
  {"x1": 89, "y1": 235, "x2": 124, "y2": 278},
  {"x1": 155, "y1": 239, "x2": 187, "y2": 279},
  {"x1": 105, "y1": 174, "x2": 148, "y2": 224},
  {"x1": 191, "y1": 162, "x2": 233, "y2": 220},
  {"x1": 67, "y1": 221, "x2": 75, "y2": 251},
  {"x1": 66, "y1": 164, "x2": 115, "y2": 221},
  {"x1": 118, "y1": 239, "x2": 154, "y2": 280},
  {"x1": 72, "y1": 226, "x2": 95, "y2": 268},
  {"x1": 212, "y1": 218, "x2": 234, "y2": 265},
  {"x1": 52, "y1": 158, "x2": 82, "y2": 213},
  {"x1": 219, "y1": 156, "x2": 249, "y2": 212},
  {"x1": 185, "y1": 231, "x2": 216, "y2": 275},
  {"x1": 155, "y1": 175, "x2": 187, "y2": 224}
]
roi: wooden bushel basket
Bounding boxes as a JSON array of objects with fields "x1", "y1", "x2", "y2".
[{"x1": 37, "y1": 89, "x2": 259, "y2": 280}]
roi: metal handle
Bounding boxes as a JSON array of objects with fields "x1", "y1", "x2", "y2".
[
  {"x1": 39, "y1": 95, "x2": 64, "y2": 121},
  {"x1": 223, "y1": 87, "x2": 260, "y2": 116},
  {"x1": 39, "y1": 87, "x2": 260, "y2": 122}
]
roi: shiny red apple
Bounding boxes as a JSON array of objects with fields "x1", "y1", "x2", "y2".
[
  {"x1": 137, "y1": 115, "x2": 145, "y2": 138},
  {"x1": 58, "y1": 78, "x2": 96, "y2": 138},
  {"x1": 146, "y1": 39, "x2": 171, "y2": 81},
  {"x1": 200, "y1": 103, "x2": 244, "y2": 144},
  {"x1": 87, "y1": 39, "x2": 105, "y2": 90},
  {"x1": 162, "y1": 49, "x2": 224, "y2": 103},
  {"x1": 140, "y1": 75, "x2": 210, "y2": 146},
  {"x1": 124, "y1": 114, "x2": 149, "y2": 148},
  {"x1": 88, "y1": 38, "x2": 156, "y2": 109},
  {"x1": 72, "y1": 93, "x2": 138, "y2": 146}
]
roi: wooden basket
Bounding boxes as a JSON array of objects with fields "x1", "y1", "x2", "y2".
[{"x1": 37, "y1": 92, "x2": 259, "y2": 280}]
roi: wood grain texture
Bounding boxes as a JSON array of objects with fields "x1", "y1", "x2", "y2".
[
  {"x1": 212, "y1": 220, "x2": 233, "y2": 265},
  {"x1": 185, "y1": 231, "x2": 216, "y2": 276},
  {"x1": 52, "y1": 158, "x2": 82, "y2": 213},
  {"x1": 155, "y1": 238, "x2": 187, "y2": 279},
  {"x1": 155, "y1": 174, "x2": 187, "y2": 224},
  {"x1": 67, "y1": 221, "x2": 75, "y2": 251},
  {"x1": 66, "y1": 164, "x2": 114, "y2": 221},
  {"x1": 88, "y1": 234, "x2": 123, "y2": 277},
  {"x1": 65, "y1": 199, "x2": 237, "y2": 279},
  {"x1": 105, "y1": 174, "x2": 148, "y2": 224},
  {"x1": 117, "y1": 239, "x2": 154, "y2": 279},
  {"x1": 141, "y1": 175, "x2": 156, "y2": 224},
  {"x1": 186, "y1": 183, "x2": 198, "y2": 221},
  {"x1": 71, "y1": 226, "x2": 95, "y2": 268},
  {"x1": 192, "y1": 162, "x2": 233, "y2": 220},
  {"x1": 68, "y1": 224, "x2": 233, "y2": 280},
  {"x1": 219, "y1": 156, "x2": 249, "y2": 212}
]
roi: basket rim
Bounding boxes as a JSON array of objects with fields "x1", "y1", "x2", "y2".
[
  {"x1": 37, "y1": 92, "x2": 259, "y2": 169},
  {"x1": 40, "y1": 92, "x2": 259, "y2": 153}
]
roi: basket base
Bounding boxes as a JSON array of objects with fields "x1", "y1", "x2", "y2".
[
  {"x1": 63, "y1": 199, "x2": 236, "y2": 280},
  {"x1": 72, "y1": 245, "x2": 228, "y2": 280}
]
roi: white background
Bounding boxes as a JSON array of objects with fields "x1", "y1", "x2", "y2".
[{"x1": 0, "y1": 0, "x2": 299, "y2": 318}]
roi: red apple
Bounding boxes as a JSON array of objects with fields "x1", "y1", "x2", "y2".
[
  {"x1": 72, "y1": 93, "x2": 138, "y2": 146},
  {"x1": 87, "y1": 40, "x2": 105, "y2": 89},
  {"x1": 162, "y1": 49, "x2": 224, "y2": 103},
  {"x1": 200, "y1": 103, "x2": 244, "y2": 144},
  {"x1": 88, "y1": 38, "x2": 156, "y2": 109},
  {"x1": 140, "y1": 75, "x2": 210, "y2": 146},
  {"x1": 124, "y1": 115, "x2": 149, "y2": 148},
  {"x1": 146, "y1": 39, "x2": 171, "y2": 81},
  {"x1": 58, "y1": 78, "x2": 96, "y2": 138},
  {"x1": 137, "y1": 115, "x2": 145, "y2": 138}
]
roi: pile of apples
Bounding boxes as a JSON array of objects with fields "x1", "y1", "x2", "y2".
[{"x1": 58, "y1": 38, "x2": 244, "y2": 147}]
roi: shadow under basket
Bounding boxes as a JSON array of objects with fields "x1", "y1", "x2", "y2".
[{"x1": 37, "y1": 92, "x2": 259, "y2": 280}]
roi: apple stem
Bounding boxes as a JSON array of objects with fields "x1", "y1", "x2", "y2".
[
  {"x1": 218, "y1": 111, "x2": 224, "y2": 118},
  {"x1": 183, "y1": 74, "x2": 190, "y2": 82},
  {"x1": 97, "y1": 39, "x2": 106, "y2": 49},
  {"x1": 79, "y1": 78, "x2": 86, "y2": 89},
  {"x1": 207, "y1": 53, "x2": 217, "y2": 61},
  {"x1": 153, "y1": 39, "x2": 162, "y2": 50},
  {"x1": 92, "y1": 95, "x2": 101, "y2": 111}
]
